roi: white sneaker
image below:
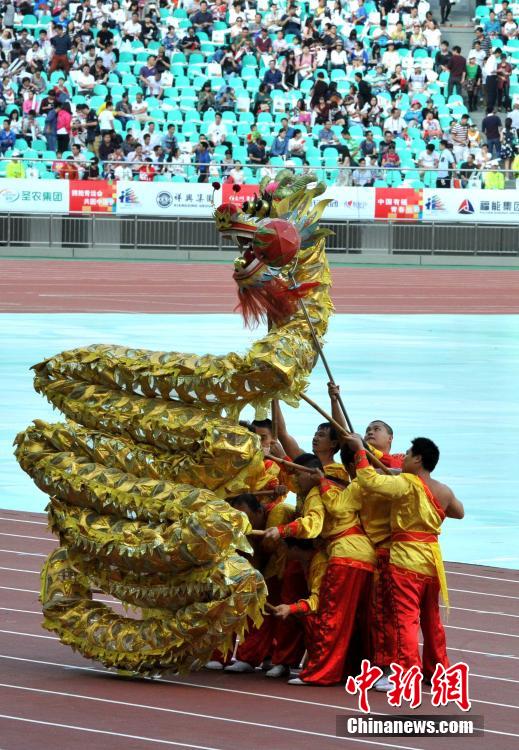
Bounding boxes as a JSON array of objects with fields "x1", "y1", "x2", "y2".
[
  {"x1": 288, "y1": 676, "x2": 309, "y2": 686},
  {"x1": 374, "y1": 675, "x2": 392, "y2": 692},
  {"x1": 224, "y1": 660, "x2": 254, "y2": 673},
  {"x1": 265, "y1": 664, "x2": 289, "y2": 678},
  {"x1": 205, "y1": 661, "x2": 224, "y2": 670}
]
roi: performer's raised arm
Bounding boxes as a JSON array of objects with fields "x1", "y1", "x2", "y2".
[{"x1": 272, "y1": 399, "x2": 304, "y2": 459}]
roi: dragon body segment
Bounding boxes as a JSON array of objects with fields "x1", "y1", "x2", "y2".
[{"x1": 14, "y1": 172, "x2": 334, "y2": 675}]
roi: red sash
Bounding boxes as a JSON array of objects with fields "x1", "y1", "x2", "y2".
[
  {"x1": 327, "y1": 524, "x2": 365, "y2": 542},
  {"x1": 392, "y1": 531, "x2": 438, "y2": 543}
]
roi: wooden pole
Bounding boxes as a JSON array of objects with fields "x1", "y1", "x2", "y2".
[
  {"x1": 265, "y1": 453, "x2": 321, "y2": 475},
  {"x1": 289, "y1": 274, "x2": 355, "y2": 432},
  {"x1": 299, "y1": 392, "x2": 393, "y2": 475}
]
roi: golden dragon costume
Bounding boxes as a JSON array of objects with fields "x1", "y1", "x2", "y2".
[{"x1": 14, "y1": 171, "x2": 334, "y2": 676}]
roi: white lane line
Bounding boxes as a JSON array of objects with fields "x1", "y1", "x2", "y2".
[
  {"x1": 0, "y1": 566, "x2": 40, "y2": 574},
  {"x1": 2, "y1": 578, "x2": 517, "y2": 620},
  {"x1": 0, "y1": 533, "x2": 54, "y2": 542},
  {"x1": 0, "y1": 550, "x2": 47, "y2": 558},
  {"x1": 441, "y1": 605, "x2": 519, "y2": 619},
  {"x1": 0, "y1": 608, "x2": 40, "y2": 616},
  {"x1": 3, "y1": 603, "x2": 517, "y2": 642},
  {"x1": 0, "y1": 630, "x2": 56, "y2": 640},
  {"x1": 448, "y1": 588, "x2": 519, "y2": 601},
  {"x1": 0, "y1": 716, "x2": 222, "y2": 750},
  {"x1": 0, "y1": 687, "x2": 427, "y2": 750},
  {"x1": 0, "y1": 654, "x2": 518, "y2": 719},
  {"x1": 446, "y1": 570, "x2": 519, "y2": 584},
  {"x1": 0, "y1": 517, "x2": 47, "y2": 526},
  {"x1": 446, "y1": 625, "x2": 519, "y2": 639}
]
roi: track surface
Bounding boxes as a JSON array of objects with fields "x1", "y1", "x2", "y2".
[
  {"x1": 1, "y1": 259, "x2": 519, "y2": 314},
  {"x1": 0, "y1": 510, "x2": 518, "y2": 750},
  {"x1": 2, "y1": 259, "x2": 519, "y2": 748}
]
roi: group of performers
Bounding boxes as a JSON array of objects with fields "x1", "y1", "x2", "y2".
[{"x1": 207, "y1": 383, "x2": 464, "y2": 688}]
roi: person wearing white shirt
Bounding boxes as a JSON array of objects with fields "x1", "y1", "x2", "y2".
[
  {"x1": 76, "y1": 63, "x2": 95, "y2": 94},
  {"x1": 288, "y1": 130, "x2": 307, "y2": 156},
  {"x1": 131, "y1": 92, "x2": 148, "y2": 122},
  {"x1": 507, "y1": 101, "x2": 519, "y2": 130},
  {"x1": 114, "y1": 161, "x2": 133, "y2": 180},
  {"x1": 98, "y1": 104, "x2": 116, "y2": 133},
  {"x1": 384, "y1": 108, "x2": 406, "y2": 135},
  {"x1": 123, "y1": 14, "x2": 142, "y2": 39},
  {"x1": 207, "y1": 113, "x2": 228, "y2": 145},
  {"x1": 381, "y1": 43, "x2": 399, "y2": 72},
  {"x1": 423, "y1": 20, "x2": 441, "y2": 52},
  {"x1": 229, "y1": 161, "x2": 245, "y2": 184},
  {"x1": 143, "y1": 123, "x2": 161, "y2": 149},
  {"x1": 468, "y1": 43, "x2": 486, "y2": 68},
  {"x1": 418, "y1": 143, "x2": 439, "y2": 170},
  {"x1": 330, "y1": 41, "x2": 348, "y2": 69}
]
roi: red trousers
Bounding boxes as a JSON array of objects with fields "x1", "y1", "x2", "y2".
[
  {"x1": 389, "y1": 564, "x2": 449, "y2": 680},
  {"x1": 49, "y1": 54, "x2": 71, "y2": 73},
  {"x1": 371, "y1": 547, "x2": 397, "y2": 667},
  {"x1": 300, "y1": 559, "x2": 372, "y2": 685},
  {"x1": 237, "y1": 560, "x2": 307, "y2": 667}
]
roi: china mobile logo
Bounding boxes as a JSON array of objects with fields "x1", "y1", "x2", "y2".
[{"x1": 345, "y1": 660, "x2": 471, "y2": 713}]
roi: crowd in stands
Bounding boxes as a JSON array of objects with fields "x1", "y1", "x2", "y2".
[{"x1": 0, "y1": 0, "x2": 518, "y2": 188}]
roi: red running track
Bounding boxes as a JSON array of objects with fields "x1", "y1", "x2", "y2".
[
  {"x1": 1, "y1": 259, "x2": 519, "y2": 314},
  {"x1": 0, "y1": 510, "x2": 519, "y2": 750}
]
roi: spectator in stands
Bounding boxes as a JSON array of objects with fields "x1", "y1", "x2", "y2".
[
  {"x1": 450, "y1": 114, "x2": 470, "y2": 162},
  {"x1": 179, "y1": 27, "x2": 201, "y2": 58},
  {"x1": 98, "y1": 131, "x2": 116, "y2": 161},
  {"x1": 352, "y1": 157, "x2": 374, "y2": 186},
  {"x1": 381, "y1": 142, "x2": 401, "y2": 169},
  {"x1": 435, "y1": 40, "x2": 451, "y2": 74},
  {"x1": 123, "y1": 13, "x2": 142, "y2": 41},
  {"x1": 247, "y1": 137, "x2": 267, "y2": 166},
  {"x1": 482, "y1": 10, "x2": 501, "y2": 37},
  {"x1": 191, "y1": 1, "x2": 214, "y2": 34},
  {"x1": 131, "y1": 92, "x2": 148, "y2": 123},
  {"x1": 439, "y1": 0, "x2": 452, "y2": 26},
  {"x1": 255, "y1": 28, "x2": 273, "y2": 59},
  {"x1": 49, "y1": 25, "x2": 72, "y2": 74},
  {"x1": 43, "y1": 105, "x2": 58, "y2": 151},
  {"x1": 384, "y1": 107, "x2": 406, "y2": 136},
  {"x1": 482, "y1": 107, "x2": 502, "y2": 158},
  {"x1": 418, "y1": 142, "x2": 439, "y2": 172},
  {"x1": 408, "y1": 63, "x2": 427, "y2": 94},
  {"x1": 447, "y1": 46, "x2": 466, "y2": 98},
  {"x1": 465, "y1": 54, "x2": 483, "y2": 112},
  {"x1": 497, "y1": 53, "x2": 512, "y2": 112},
  {"x1": 228, "y1": 159, "x2": 245, "y2": 184},
  {"x1": 207, "y1": 113, "x2": 228, "y2": 147},
  {"x1": 459, "y1": 153, "x2": 479, "y2": 188},
  {"x1": 436, "y1": 139, "x2": 455, "y2": 187},
  {"x1": 281, "y1": 51, "x2": 299, "y2": 90},
  {"x1": 263, "y1": 59, "x2": 283, "y2": 91},
  {"x1": 6, "y1": 150, "x2": 25, "y2": 178},
  {"x1": 280, "y1": 5, "x2": 302, "y2": 36},
  {"x1": 483, "y1": 47, "x2": 500, "y2": 112},
  {"x1": 318, "y1": 121, "x2": 341, "y2": 153},
  {"x1": 194, "y1": 137, "x2": 212, "y2": 182},
  {"x1": 288, "y1": 129, "x2": 307, "y2": 158},
  {"x1": 270, "y1": 128, "x2": 289, "y2": 158},
  {"x1": 77, "y1": 62, "x2": 95, "y2": 95},
  {"x1": 22, "y1": 110, "x2": 42, "y2": 145},
  {"x1": 115, "y1": 92, "x2": 131, "y2": 128},
  {"x1": 422, "y1": 110, "x2": 443, "y2": 142},
  {"x1": 330, "y1": 40, "x2": 348, "y2": 72},
  {"x1": 500, "y1": 117, "x2": 516, "y2": 175},
  {"x1": 508, "y1": 100, "x2": 519, "y2": 132}
]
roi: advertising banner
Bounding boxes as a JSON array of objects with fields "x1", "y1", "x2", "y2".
[
  {"x1": 319, "y1": 186, "x2": 375, "y2": 221},
  {"x1": 116, "y1": 181, "x2": 215, "y2": 217},
  {"x1": 422, "y1": 188, "x2": 519, "y2": 223},
  {"x1": 374, "y1": 187, "x2": 423, "y2": 221},
  {"x1": 0, "y1": 179, "x2": 69, "y2": 213},
  {"x1": 221, "y1": 183, "x2": 260, "y2": 208},
  {"x1": 69, "y1": 180, "x2": 117, "y2": 213}
]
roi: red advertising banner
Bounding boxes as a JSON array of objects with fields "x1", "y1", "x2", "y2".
[
  {"x1": 69, "y1": 180, "x2": 117, "y2": 213},
  {"x1": 221, "y1": 183, "x2": 260, "y2": 208},
  {"x1": 374, "y1": 188, "x2": 423, "y2": 221}
]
